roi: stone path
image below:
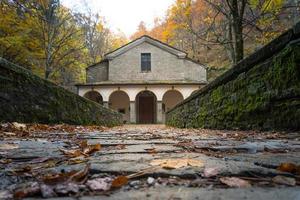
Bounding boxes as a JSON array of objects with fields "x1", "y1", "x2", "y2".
[{"x1": 0, "y1": 125, "x2": 300, "y2": 199}]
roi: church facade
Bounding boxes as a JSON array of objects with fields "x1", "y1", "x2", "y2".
[{"x1": 76, "y1": 36, "x2": 207, "y2": 124}]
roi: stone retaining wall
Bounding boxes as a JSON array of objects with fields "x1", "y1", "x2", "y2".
[
  {"x1": 166, "y1": 23, "x2": 300, "y2": 131},
  {"x1": 0, "y1": 58, "x2": 122, "y2": 126}
]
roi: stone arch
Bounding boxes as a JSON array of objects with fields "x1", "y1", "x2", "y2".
[
  {"x1": 83, "y1": 91, "x2": 103, "y2": 105},
  {"x1": 162, "y1": 90, "x2": 184, "y2": 112},
  {"x1": 109, "y1": 90, "x2": 130, "y2": 123},
  {"x1": 135, "y1": 90, "x2": 157, "y2": 124}
]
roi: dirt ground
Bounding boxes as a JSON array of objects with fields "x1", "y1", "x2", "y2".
[{"x1": 0, "y1": 123, "x2": 300, "y2": 199}]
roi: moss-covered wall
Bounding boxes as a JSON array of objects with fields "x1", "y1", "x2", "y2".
[
  {"x1": 166, "y1": 23, "x2": 300, "y2": 131},
  {"x1": 0, "y1": 58, "x2": 122, "y2": 126}
]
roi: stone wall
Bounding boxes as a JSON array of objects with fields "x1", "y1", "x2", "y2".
[
  {"x1": 166, "y1": 23, "x2": 300, "y2": 131},
  {"x1": 86, "y1": 60, "x2": 108, "y2": 83},
  {"x1": 0, "y1": 58, "x2": 122, "y2": 126},
  {"x1": 109, "y1": 42, "x2": 207, "y2": 82}
]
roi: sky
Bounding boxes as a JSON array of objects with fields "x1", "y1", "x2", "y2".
[{"x1": 61, "y1": 0, "x2": 175, "y2": 37}]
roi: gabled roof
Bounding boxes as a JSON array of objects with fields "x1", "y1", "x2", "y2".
[{"x1": 105, "y1": 35, "x2": 187, "y2": 60}]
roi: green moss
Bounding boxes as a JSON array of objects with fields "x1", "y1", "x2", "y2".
[
  {"x1": 166, "y1": 42, "x2": 300, "y2": 131},
  {"x1": 0, "y1": 59, "x2": 122, "y2": 126}
]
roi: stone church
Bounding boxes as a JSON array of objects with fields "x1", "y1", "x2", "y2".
[{"x1": 76, "y1": 35, "x2": 207, "y2": 124}]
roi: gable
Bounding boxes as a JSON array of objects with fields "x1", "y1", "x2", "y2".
[{"x1": 105, "y1": 35, "x2": 187, "y2": 60}]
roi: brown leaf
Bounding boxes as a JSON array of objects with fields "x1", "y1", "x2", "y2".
[
  {"x1": 277, "y1": 163, "x2": 298, "y2": 174},
  {"x1": 145, "y1": 148, "x2": 157, "y2": 154},
  {"x1": 111, "y1": 176, "x2": 128, "y2": 188},
  {"x1": 14, "y1": 182, "x2": 40, "y2": 199},
  {"x1": 272, "y1": 175, "x2": 296, "y2": 186},
  {"x1": 79, "y1": 140, "x2": 88, "y2": 149},
  {"x1": 59, "y1": 148, "x2": 82, "y2": 158},
  {"x1": 69, "y1": 164, "x2": 90, "y2": 182},
  {"x1": 150, "y1": 159, "x2": 204, "y2": 169},
  {"x1": 220, "y1": 177, "x2": 251, "y2": 188},
  {"x1": 83, "y1": 143, "x2": 101, "y2": 155},
  {"x1": 42, "y1": 171, "x2": 76, "y2": 185}
]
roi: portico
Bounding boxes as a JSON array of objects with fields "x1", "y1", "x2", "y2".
[{"x1": 77, "y1": 82, "x2": 202, "y2": 123}]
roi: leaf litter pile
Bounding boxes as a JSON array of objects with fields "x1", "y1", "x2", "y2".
[{"x1": 0, "y1": 123, "x2": 300, "y2": 199}]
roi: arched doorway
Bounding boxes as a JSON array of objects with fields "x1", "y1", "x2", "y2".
[
  {"x1": 83, "y1": 91, "x2": 103, "y2": 105},
  {"x1": 162, "y1": 90, "x2": 184, "y2": 122},
  {"x1": 136, "y1": 91, "x2": 157, "y2": 124},
  {"x1": 109, "y1": 91, "x2": 130, "y2": 123}
]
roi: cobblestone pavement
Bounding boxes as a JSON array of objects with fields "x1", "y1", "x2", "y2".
[{"x1": 0, "y1": 124, "x2": 300, "y2": 199}]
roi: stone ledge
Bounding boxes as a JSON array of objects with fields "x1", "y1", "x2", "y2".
[{"x1": 0, "y1": 58, "x2": 122, "y2": 126}]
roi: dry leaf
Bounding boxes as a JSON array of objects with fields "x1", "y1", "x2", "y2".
[
  {"x1": 0, "y1": 144, "x2": 18, "y2": 150},
  {"x1": 79, "y1": 140, "x2": 88, "y2": 149},
  {"x1": 59, "y1": 149, "x2": 82, "y2": 158},
  {"x1": 14, "y1": 182, "x2": 40, "y2": 199},
  {"x1": 69, "y1": 164, "x2": 90, "y2": 182},
  {"x1": 220, "y1": 177, "x2": 251, "y2": 188},
  {"x1": 42, "y1": 164, "x2": 90, "y2": 185},
  {"x1": 277, "y1": 163, "x2": 298, "y2": 174},
  {"x1": 111, "y1": 176, "x2": 128, "y2": 188},
  {"x1": 68, "y1": 156, "x2": 87, "y2": 165},
  {"x1": 162, "y1": 159, "x2": 188, "y2": 169},
  {"x1": 150, "y1": 159, "x2": 204, "y2": 169},
  {"x1": 272, "y1": 175, "x2": 296, "y2": 186},
  {"x1": 83, "y1": 143, "x2": 101, "y2": 155},
  {"x1": 0, "y1": 159, "x2": 12, "y2": 164},
  {"x1": 203, "y1": 167, "x2": 219, "y2": 177},
  {"x1": 12, "y1": 122, "x2": 26, "y2": 130}
]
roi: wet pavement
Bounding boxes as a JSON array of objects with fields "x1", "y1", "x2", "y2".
[{"x1": 0, "y1": 124, "x2": 300, "y2": 199}]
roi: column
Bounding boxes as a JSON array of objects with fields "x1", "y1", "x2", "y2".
[
  {"x1": 130, "y1": 101, "x2": 136, "y2": 123},
  {"x1": 103, "y1": 101, "x2": 109, "y2": 108},
  {"x1": 156, "y1": 101, "x2": 163, "y2": 124}
]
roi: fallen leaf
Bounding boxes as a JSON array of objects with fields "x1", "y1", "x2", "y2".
[
  {"x1": 83, "y1": 143, "x2": 101, "y2": 155},
  {"x1": 69, "y1": 164, "x2": 90, "y2": 182},
  {"x1": 12, "y1": 122, "x2": 26, "y2": 130},
  {"x1": 14, "y1": 182, "x2": 40, "y2": 199},
  {"x1": 203, "y1": 167, "x2": 219, "y2": 177},
  {"x1": 0, "y1": 144, "x2": 18, "y2": 150},
  {"x1": 59, "y1": 148, "x2": 82, "y2": 158},
  {"x1": 277, "y1": 163, "x2": 298, "y2": 174},
  {"x1": 68, "y1": 156, "x2": 87, "y2": 165},
  {"x1": 162, "y1": 159, "x2": 188, "y2": 169},
  {"x1": 0, "y1": 159, "x2": 12, "y2": 164},
  {"x1": 220, "y1": 177, "x2": 251, "y2": 188},
  {"x1": 42, "y1": 164, "x2": 90, "y2": 185},
  {"x1": 86, "y1": 177, "x2": 112, "y2": 191},
  {"x1": 111, "y1": 176, "x2": 128, "y2": 188},
  {"x1": 272, "y1": 175, "x2": 296, "y2": 186},
  {"x1": 150, "y1": 159, "x2": 204, "y2": 169},
  {"x1": 79, "y1": 140, "x2": 88, "y2": 149}
]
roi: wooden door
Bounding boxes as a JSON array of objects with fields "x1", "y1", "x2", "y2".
[{"x1": 139, "y1": 96, "x2": 154, "y2": 124}]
